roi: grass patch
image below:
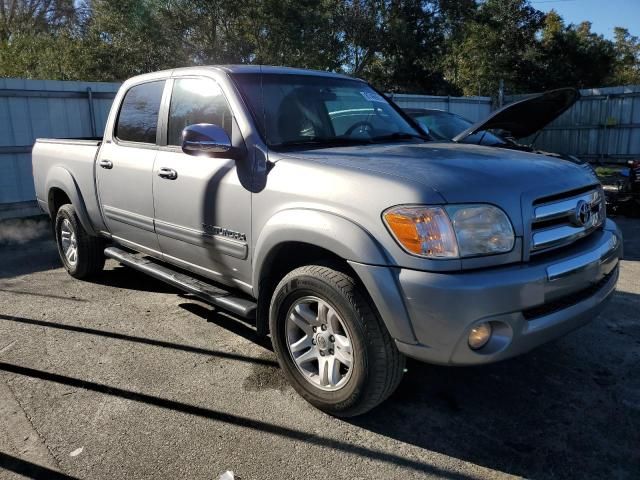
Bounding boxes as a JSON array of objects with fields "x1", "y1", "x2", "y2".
[{"x1": 595, "y1": 166, "x2": 622, "y2": 177}]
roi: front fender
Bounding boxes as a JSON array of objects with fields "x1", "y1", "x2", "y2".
[
  {"x1": 45, "y1": 166, "x2": 96, "y2": 236},
  {"x1": 253, "y1": 209, "x2": 417, "y2": 344}
]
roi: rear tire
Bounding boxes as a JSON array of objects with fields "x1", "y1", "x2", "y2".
[
  {"x1": 54, "y1": 204, "x2": 105, "y2": 279},
  {"x1": 269, "y1": 264, "x2": 405, "y2": 417}
]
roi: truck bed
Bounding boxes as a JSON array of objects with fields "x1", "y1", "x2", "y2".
[{"x1": 32, "y1": 137, "x2": 105, "y2": 233}]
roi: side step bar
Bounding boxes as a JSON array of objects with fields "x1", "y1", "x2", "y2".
[{"x1": 104, "y1": 246, "x2": 257, "y2": 319}]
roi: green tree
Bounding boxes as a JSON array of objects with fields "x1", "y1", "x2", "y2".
[
  {"x1": 0, "y1": 0, "x2": 77, "y2": 41},
  {"x1": 79, "y1": 0, "x2": 187, "y2": 81},
  {"x1": 533, "y1": 18, "x2": 616, "y2": 90},
  {"x1": 339, "y1": 0, "x2": 384, "y2": 76},
  {"x1": 365, "y1": 1, "x2": 449, "y2": 93},
  {"x1": 446, "y1": 0, "x2": 544, "y2": 96},
  {"x1": 0, "y1": 0, "x2": 88, "y2": 79},
  {"x1": 611, "y1": 27, "x2": 640, "y2": 85},
  {"x1": 340, "y1": 1, "x2": 457, "y2": 94},
  {"x1": 0, "y1": 0, "x2": 638, "y2": 93}
]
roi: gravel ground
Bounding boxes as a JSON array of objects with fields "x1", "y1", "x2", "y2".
[{"x1": 0, "y1": 216, "x2": 638, "y2": 480}]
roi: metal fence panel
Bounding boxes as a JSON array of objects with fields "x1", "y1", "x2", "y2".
[
  {"x1": 389, "y1": 93, "x2": 493, "y2": 122},
  {"x1": 0, "y1": 78, "x2": 120, "y2": 204}
]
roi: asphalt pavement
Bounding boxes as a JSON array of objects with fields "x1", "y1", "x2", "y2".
[{"x1": 0, "y1": 216, "x2": 638, "y2": 479}]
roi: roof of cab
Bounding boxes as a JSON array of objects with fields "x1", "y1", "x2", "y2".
[
  {"x1": 123, "y1": 65, "x2": 363, "y2": 89},
  {"x1": 178, "y1": 64, "x2": 359, "y2": 80}
]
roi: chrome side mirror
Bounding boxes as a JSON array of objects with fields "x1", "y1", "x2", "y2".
[{"x1": 182, "y1": 123, "x2": 232, "y2": 156}]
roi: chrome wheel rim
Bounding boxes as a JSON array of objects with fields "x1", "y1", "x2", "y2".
[
  {"x1": 60, "y1": 219, "x2": 78, "y2": 266},
  {"x1": 285, "y1": 296, "x2": 354, "y2": 391}
]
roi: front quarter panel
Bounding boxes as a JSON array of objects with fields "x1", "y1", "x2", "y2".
[{"x1": 252, "y1": 208, "x2": 390, "y2": 274}]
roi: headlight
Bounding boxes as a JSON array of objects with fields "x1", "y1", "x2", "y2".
[
  {"x1": 446, "y1": 204, "x2": 515, "y2": 256},
  {"x1": 383, "y1": 204, "x2": 514, "y2": 259}
]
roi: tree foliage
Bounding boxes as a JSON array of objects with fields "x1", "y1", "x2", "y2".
[{"x1": 0, "y1": 0, "x2": 638, "y2": 95}]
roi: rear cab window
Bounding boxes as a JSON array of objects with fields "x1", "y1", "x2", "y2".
[{"x1": 115, "y1": 81, "x2": 165, "y2": 144}]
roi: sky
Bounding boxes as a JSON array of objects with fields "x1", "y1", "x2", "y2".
[{"x1": 531, "y1": 0, "x2": 640, "y2": 39}]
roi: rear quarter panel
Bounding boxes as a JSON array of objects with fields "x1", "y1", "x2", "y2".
[{"x1": 32, "y1": 139, "x2": 106, "y2": 233}]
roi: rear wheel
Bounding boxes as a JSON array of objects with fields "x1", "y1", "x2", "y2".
[
  {"x1": 54, "y1": 204, "x2": 105, "y2": 278},
  {"x1": 269, "y1": 264, "x2": 405, "y2": 417}
]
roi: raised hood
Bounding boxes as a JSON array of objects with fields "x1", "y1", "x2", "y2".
[{"x1": 452, "y1": 88, "x2": 580, "y2": 142}]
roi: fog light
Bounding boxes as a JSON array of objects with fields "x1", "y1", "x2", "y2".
[{"x1": 468, "y1": 322, "x2": 492, "y2": 350}]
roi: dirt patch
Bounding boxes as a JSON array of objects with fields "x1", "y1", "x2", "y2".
[{"x1": 242, "y1": 352, "x2": 289, "y2": 392}]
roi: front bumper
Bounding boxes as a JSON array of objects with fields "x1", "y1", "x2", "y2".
[{"x1": 355, "y1": 219, "x2": 622, "y2": 366}]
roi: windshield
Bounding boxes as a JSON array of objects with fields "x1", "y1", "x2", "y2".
[
  {"x1": 231, "y1": 73, "x2": 424, "y2": 149},
  {"x1": 412, "y1": 111, "x2": 507, "y2": 146}
]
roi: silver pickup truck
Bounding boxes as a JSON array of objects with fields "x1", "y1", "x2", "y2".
[{"x1": 32, "y1": 66, "x2": 622, "y2": 417}]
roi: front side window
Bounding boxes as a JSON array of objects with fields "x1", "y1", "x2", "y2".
[
  {"x1": 167, "y1": 78, "x2": 233, "y2": 146},
  {"x1": 231, "y1": 73, "x2": 423, "y2": 149},
  {"x1": 115, "y1": 81, "x2": 165, "y2": 144}
]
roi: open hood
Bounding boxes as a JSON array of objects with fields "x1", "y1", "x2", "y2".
[{"x1": 452, "y1": 87, "x2": 580, "y2": 143}]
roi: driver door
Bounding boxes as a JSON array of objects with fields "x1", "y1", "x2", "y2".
[{"x1": 152, "y1": 76, "x2": 252, "y2": 288}]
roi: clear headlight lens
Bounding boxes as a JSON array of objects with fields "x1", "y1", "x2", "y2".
[
  {"x1": 446, "y1": 204, "x2": 515, "y2": 257},
  {"x1": 383, "y1": 204, "x2": 514, "y2": 258}
]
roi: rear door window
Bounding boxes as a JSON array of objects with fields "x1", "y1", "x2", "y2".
[
  {"x1": 167, "y1": 78, "x2": 233, "y2": 146},
  {"x1": 115, "y1": 81, "x2": 165, "y2": 144}
]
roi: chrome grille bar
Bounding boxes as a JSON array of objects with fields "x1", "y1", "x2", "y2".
[
  {"x1": 534, "y1": 190, "x2": 600, "y2": 222},
  {"x1": 532, "y1": 225, "x2": 592, "y2": 250},
  {"x1": 530, "y1": 187, "x2": 604, "y2": 253}
]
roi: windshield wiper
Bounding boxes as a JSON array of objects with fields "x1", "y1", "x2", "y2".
[
  {"x1": 370, "y1": 132, "x2": 428, "y2": 143},
  {"x1": 273, "y1": 136, "x2": 372, "y2": 148}
]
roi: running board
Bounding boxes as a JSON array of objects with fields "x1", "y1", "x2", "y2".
[{"x1": 104, "y1": 246, "x2": 257, "y2": 319}]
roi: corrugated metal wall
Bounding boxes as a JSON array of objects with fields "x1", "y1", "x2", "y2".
[
  {"x1": 389, "y1": 93, "x2": 493, "y2": 122},
  {"x1": 509, "y1": 85, "x2": 640, "y2": 163},
  {"x1": 0, "y1": 78, "x2": 120, "y2": 205}
]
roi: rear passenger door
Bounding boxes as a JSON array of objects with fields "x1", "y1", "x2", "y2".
[
  {"x1": 152, "y1": 76, "x2": 252, "y2": 289},
  {"x1": 96, "y1": 80, "x2": 165, "y2": 254}
]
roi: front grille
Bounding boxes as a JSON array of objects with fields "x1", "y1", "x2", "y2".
[
  {"x1": 530, "y1": 186, "x2": 604, "y2": 255},
  {"x1": 522, "y1": 266, "x2": 616, "y2": 320}
]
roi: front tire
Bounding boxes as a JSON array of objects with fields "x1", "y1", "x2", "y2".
[
  {"x1": 54, "y1": 204, "x2": 105, "y2": 279},
  {"x1": 269, "y1": 264, "x2": 405, "y2": 417}
]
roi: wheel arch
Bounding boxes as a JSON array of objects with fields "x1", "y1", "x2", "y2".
[
  {"x1": 252, "y1": 209, "x2": 416, "y2": 344},
  {"x1": 45, "y1": 166, "x2": 96, "y2": 236}
]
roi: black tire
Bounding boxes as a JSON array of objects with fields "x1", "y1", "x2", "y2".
[
  {"x1": 54, "y1": 204, "x2": 105, "y2": 279},
  {"x1": 269, "y1": 264, "x2": 405, "y2": 417}
]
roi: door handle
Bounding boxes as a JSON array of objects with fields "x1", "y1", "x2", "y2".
[
  {"x1": 158, "y1": 167, "x2": 178, "y2": 180},
  {"x1": 99, "y1": 159, "x2": 113, "y2": 169}
]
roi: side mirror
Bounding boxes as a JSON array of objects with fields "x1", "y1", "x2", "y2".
[
  {"x1": 417, "y1": 121, "x2": 430, "y2": 136},
  {"x1": 182, "y1": 123, "x2": 232, "y2": 156}
]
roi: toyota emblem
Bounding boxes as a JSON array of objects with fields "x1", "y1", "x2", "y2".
[{"x1": 573, "y1": 200, "x2": 592, "y2": 227}]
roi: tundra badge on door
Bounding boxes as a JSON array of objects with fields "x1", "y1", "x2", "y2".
[{"x1": 202, "y1": 224, "x2": 247, "y2": 242}]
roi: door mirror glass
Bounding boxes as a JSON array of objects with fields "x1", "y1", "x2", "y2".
[{"x1": 182, "y1": 123, "x2": 232, "y2": 156}]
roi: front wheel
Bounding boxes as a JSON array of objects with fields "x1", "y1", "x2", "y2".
[
  {"x1": 269, "y1": 264, "x2": 405, "y2": 417},
  {"x1": 54, "y1": 204, "x2": 105, "y2": 279}
]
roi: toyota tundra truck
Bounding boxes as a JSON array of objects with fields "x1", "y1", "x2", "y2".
[{"x1": 32, "y1": 66, "x2": 622, "y2": 417}]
